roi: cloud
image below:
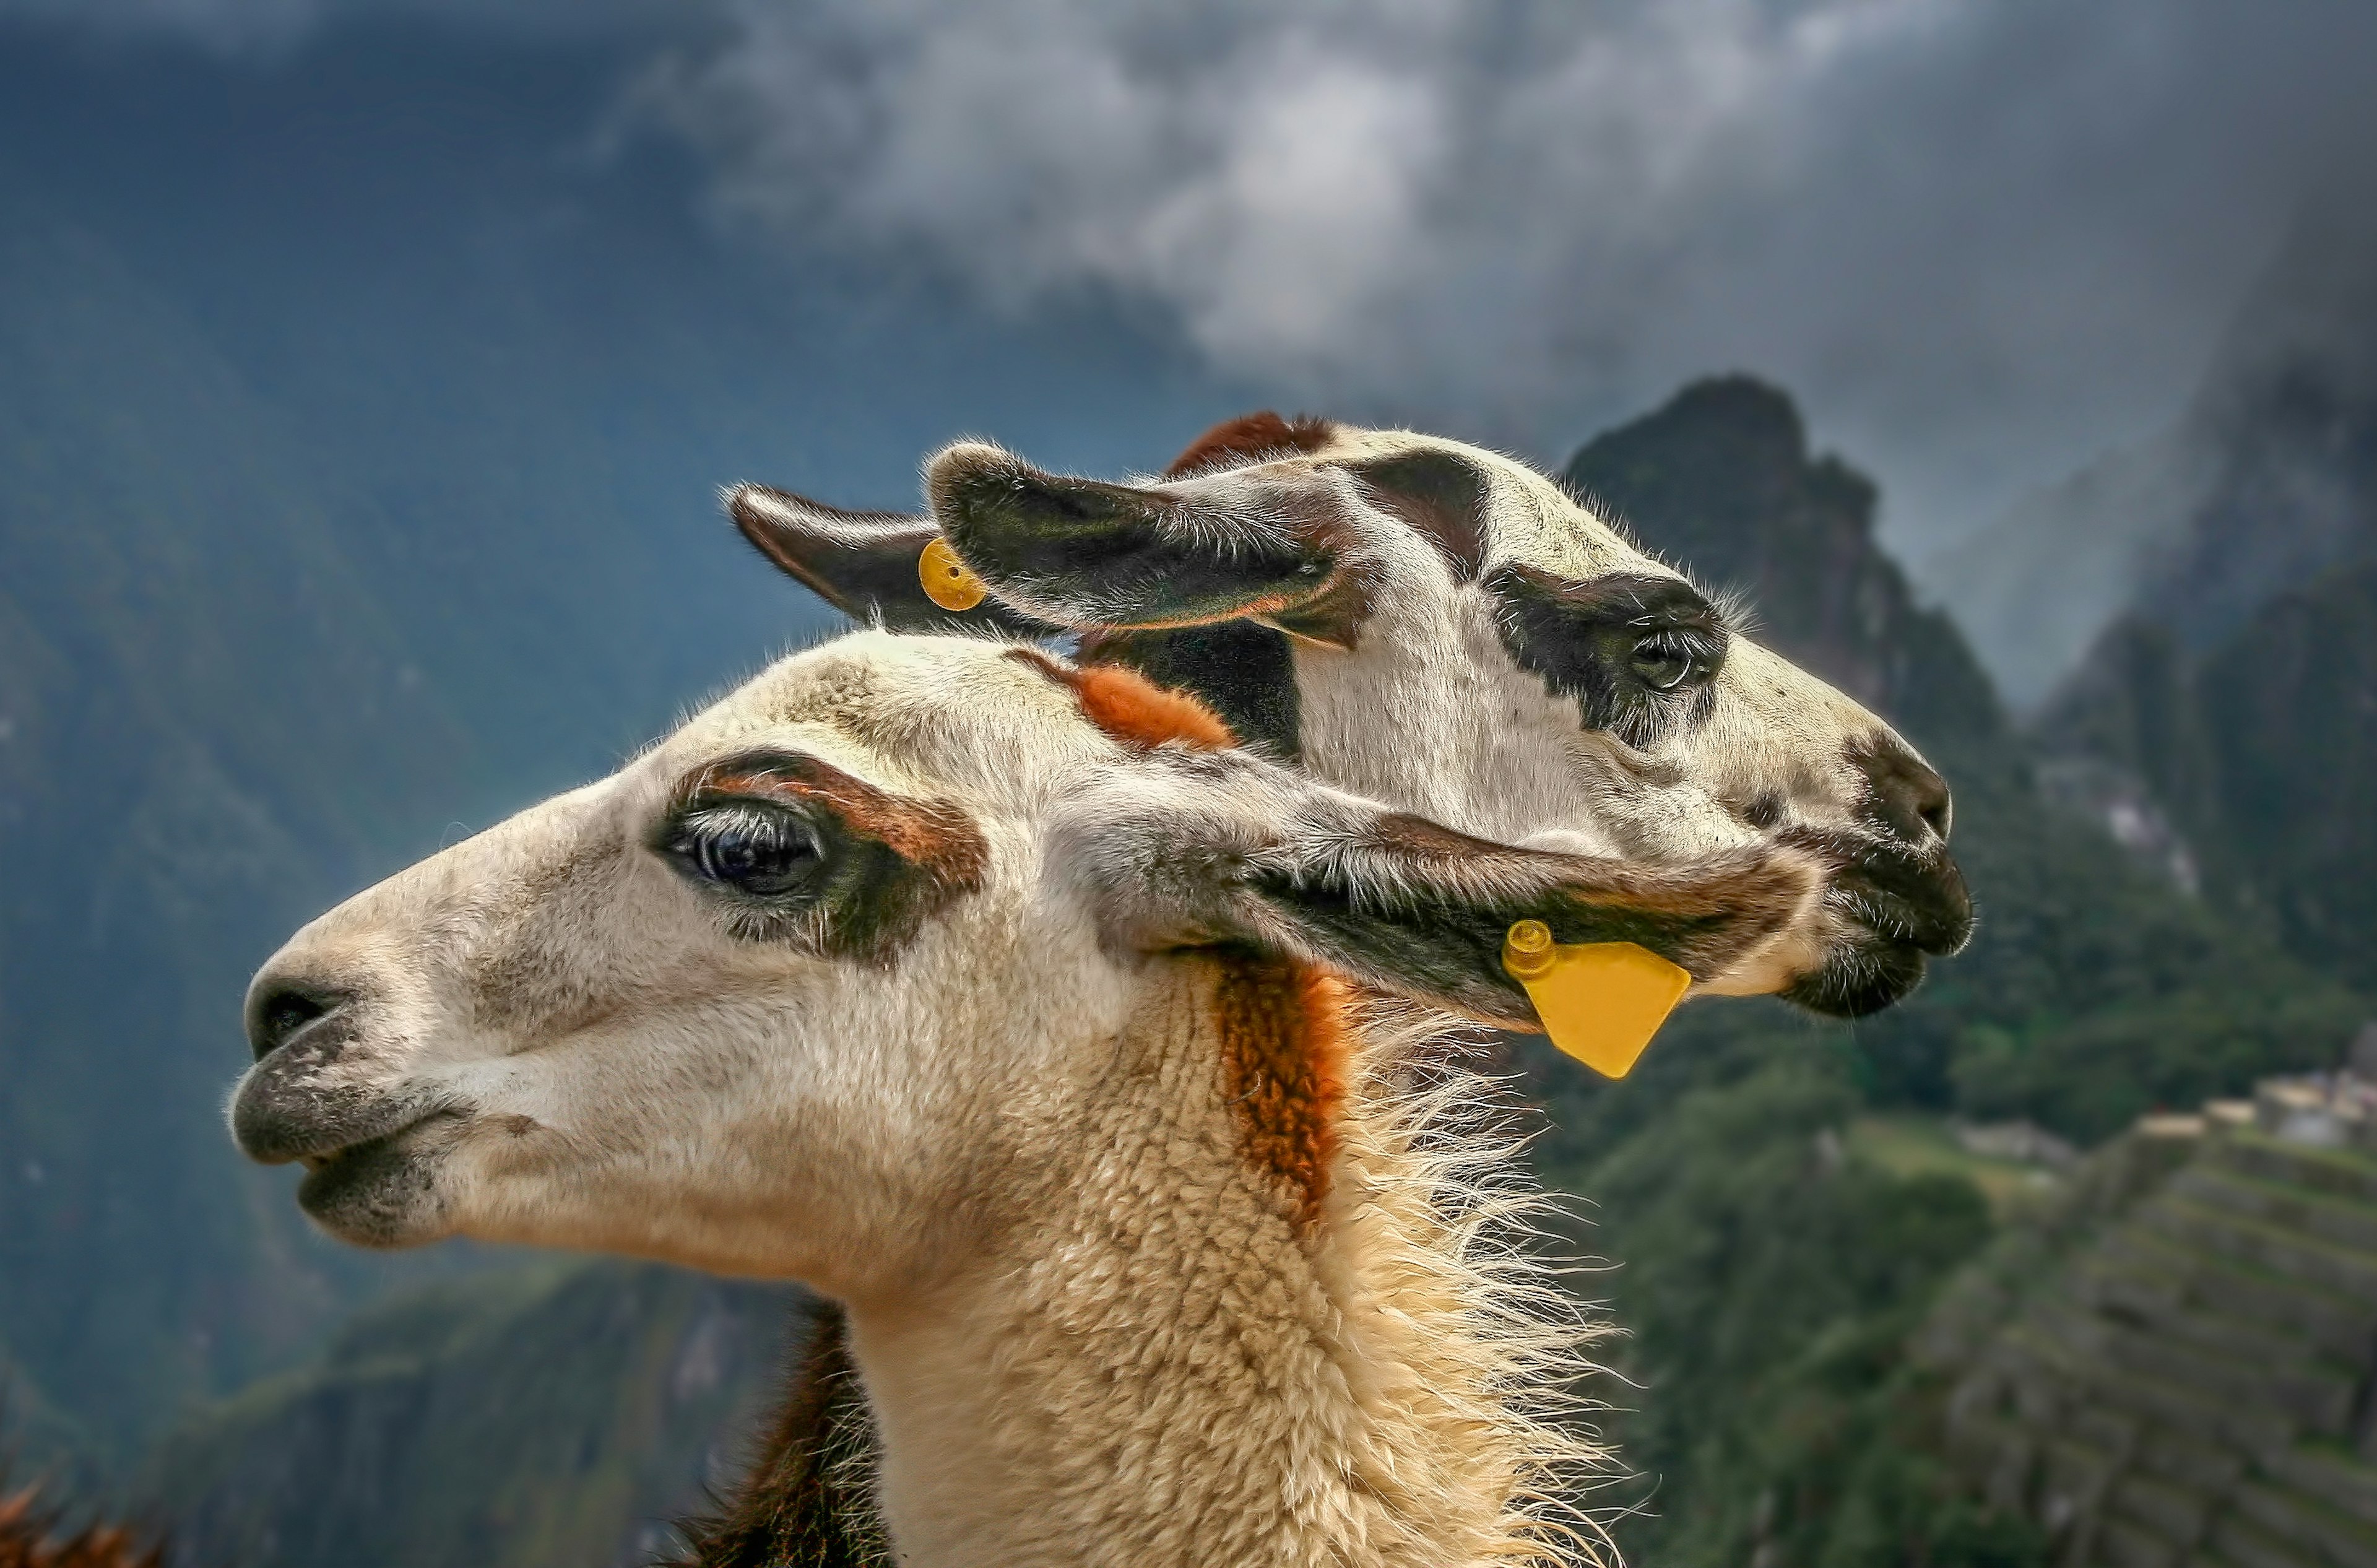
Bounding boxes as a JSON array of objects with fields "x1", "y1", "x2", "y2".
[
  {"x1": 631, "y1": 0, "x2": 2377, "y2": 547},
  {"x1": 14, "y1": 0, "x2": 2376, "y2": 547}
]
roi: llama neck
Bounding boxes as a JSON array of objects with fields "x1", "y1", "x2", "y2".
[{"x1": 842, "y1": 959, "x2": 1565, "y2": 1568}]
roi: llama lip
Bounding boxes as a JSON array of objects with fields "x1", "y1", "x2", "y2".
[
  {"x1": 230, "y1": 1072, "x2": 438, "y2": 1167},
  {"x1": 295, "y1": 1117, "x2": 455, "y2": 1242},
  {"x1": 292, "y1": 1120, "x2": 431, "y2": 1176},
  {"x1": 1778, "y1": 826, "x2": 1973, "y2": 953},
  {"x1": 1786, "y1": 936, "x2": 1933, "y2": 1018}
]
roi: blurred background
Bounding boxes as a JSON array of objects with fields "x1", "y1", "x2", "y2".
[{"x1": 2, "y1": 2, "x2": 2373, "y2": 1564}]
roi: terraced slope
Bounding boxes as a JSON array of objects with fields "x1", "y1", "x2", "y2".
[{"x1": 1939, "y1": 1127, "x2": 2377, "y2": 1567}]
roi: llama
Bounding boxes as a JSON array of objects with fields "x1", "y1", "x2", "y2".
[
  {"x1": 728, "y1": 412, "x2": 1972, "y2": 1022},
  {"x1": 231, "y1": 633, "x2": 1838, "y2": 1568}
]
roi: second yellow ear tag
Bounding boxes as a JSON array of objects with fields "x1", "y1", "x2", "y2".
[
  {"x1": 919, "y1": 537, "x2": 988, "y2": 612},
  {"x1": 1502, "y1": 920, "x2": 1691, "y2": 1079}
]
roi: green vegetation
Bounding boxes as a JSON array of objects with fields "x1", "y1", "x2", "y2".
[{"x1": 1844, "y1": 1117, "x2": 2059, "y2": 1222}]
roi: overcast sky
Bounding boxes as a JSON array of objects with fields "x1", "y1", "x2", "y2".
[{"x1": 7, "y1": 0, "x2": 2374, "y2": 553}]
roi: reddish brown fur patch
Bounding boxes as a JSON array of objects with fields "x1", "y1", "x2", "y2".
[
  {"x1": 1214, "y1": 958, "x2": 1353, "y2": 1229},
  {"x1": 0, "y1": 1482, "x2": 162, "y2": 1568},
  {"x1": 701, "y1": 759, "x2": 988, "y2": 891},
  {"x1": 1005, "y1": 650, "x2": 1237, "y2": 752},
  {"x1": 1163, "y1": 410, "x2": 1339, "y2": 477},
  {"x1": 678, "y1": 752, "x2": 989, "y2": 963}
]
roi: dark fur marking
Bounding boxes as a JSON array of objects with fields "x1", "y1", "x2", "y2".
[
  {"x1": 1252, "y1": 815, "x2": 1809, "y2": 1021},
  {"x1": 1163, "y1": 410, "x2": 1340, "y2": 477},
  {"x1": 1076, "y1": 624, "x2": 1304, "y2": 761},
  {"x1": 669, "y1": 1303, "x2": 885, "y2": 1568},
  {"x1": 727, "y1": 484, "x2": 1046, "y2": 636},
  {"x1": 1341, "y1": 450, "x2": 1489, "y2": 581},
  {"x1": 1484, "y1": 563, "x2": 1726, "y2": 749},
  {"x1": 663, "y1": 752, "x2": 989, "y2": 965},
  {"x1": 1740, "y1": 790, "x2": 1788, "y2": 831},
  {"x1": 1843, "y1": 732, "x2": 1954, "y2": 846}
]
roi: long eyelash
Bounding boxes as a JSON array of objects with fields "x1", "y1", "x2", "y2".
[{"x1": 720, "y1": 903, "x2": 836, "y2": 945}]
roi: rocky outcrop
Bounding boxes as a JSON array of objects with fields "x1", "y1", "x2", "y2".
[{"x1": 1562, "y1": 375, "x2": 2005, "y2": 754}]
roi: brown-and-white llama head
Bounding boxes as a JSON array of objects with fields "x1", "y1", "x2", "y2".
[
  {"x1": 233, "y1": 631, "x2": 1813, "y2": 1563},
  {"x1": 232, "y1": 631, "x2": 1811, "y2": 1268},
  {"x1": 727, "y1": 413, "x2": 1972, "y2": 1020}
]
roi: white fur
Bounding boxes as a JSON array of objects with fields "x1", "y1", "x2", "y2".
[
  {"x1": 930, "y1": 424, "x2": 1953, "y2": 1002},
  {"x1": 241, "y1": 634, "x2": 1652, "y2": 1566}
]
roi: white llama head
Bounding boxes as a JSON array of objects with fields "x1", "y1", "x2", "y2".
[{"x1": 726, "y1": 414, "x2": 1971, "y2": 1019}]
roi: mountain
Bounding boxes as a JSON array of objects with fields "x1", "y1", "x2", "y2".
[
  {"x1": 1547, "y1": 379, "x2": 2366, "y2": 1562},
  {"x1": 2028, "y1": 197, "x2": 2377, "y2": 987},
  {"x1": 2143, "y1": 199, "x2": 2377, "y2": 650},
  {"x1": 2039, "y1": 561, "x2": 2377, "y2": 990},
  {"x1": 2191, "y1": 561, "x2": 2377, "y2": 983},
  {"x1": 1561, "y1": 378, "x2": 2360, "y2": 1135},
  {"x1": 0, "y1": 17, "x2": 1243, "y2": 1466},
  {"x1": 1925, "y1": 431, "x2": 2211, "y2": 713},
  {"x1": 1929, "y1": 189, "x2": 2377, "y2": 710},
  {"x1": 0, "y1": 176, "x2": 488, "y2": 1463},
  {"x1": 1564, "y1": 375, "x2": 2003, "y2": 747},
  {"x1": 144, "y1": 1263, "x2": 802, "y2": 1568}
]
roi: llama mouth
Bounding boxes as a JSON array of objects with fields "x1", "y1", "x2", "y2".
[
  {"x1": 1785, "y1": 935, "x2": 1934, "y2": 1018},
  {"x1": 293, "y1": 1112, "x2": 461, "y2": 1242},
  {"x1": 1772, "y1": 827, "x2": 1973, "y2": 1017}
]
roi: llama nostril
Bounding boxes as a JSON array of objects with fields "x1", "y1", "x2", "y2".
[
  {"x1": 248, "y1": 984, "x2": 352, "y2": 1062},
  {"x1": 1853, "y1": 735, "x2": 1954, "y2": 847},
  {"x1": 1917, "y1": 784, "x2": 1952, "y2": 842}
]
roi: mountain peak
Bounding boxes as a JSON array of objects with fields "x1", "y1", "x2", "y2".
[{"x1": 1563, "y1": 376, "x2": 2002, "y2": 752}]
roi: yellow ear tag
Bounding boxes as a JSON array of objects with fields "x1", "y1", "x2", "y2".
[
  {"x1": 1501, "y1": 919, "x2": 1691, "y2": 1079},
  {"x1": 919, "y1": 537, "x2": 987, "y2": 612}
]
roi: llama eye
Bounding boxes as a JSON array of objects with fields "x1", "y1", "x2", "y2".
[
  {"x1": 1629, "y1": 631, "x2": 1710, "y2": 692},
  {"x1": 668, "y1": 804, "x2": 821, "y2": 898}
]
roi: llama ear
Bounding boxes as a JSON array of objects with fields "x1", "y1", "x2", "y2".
[
  {"x1": 724, "y1": 483, "x2": 1050, "y2": 633},
  {"x1": 925, "y1": 443, "x2": 1370, "y2": 647},
  {"x1": 1065, "y1": 754, "x2": 1819, "y2": 1025}
]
